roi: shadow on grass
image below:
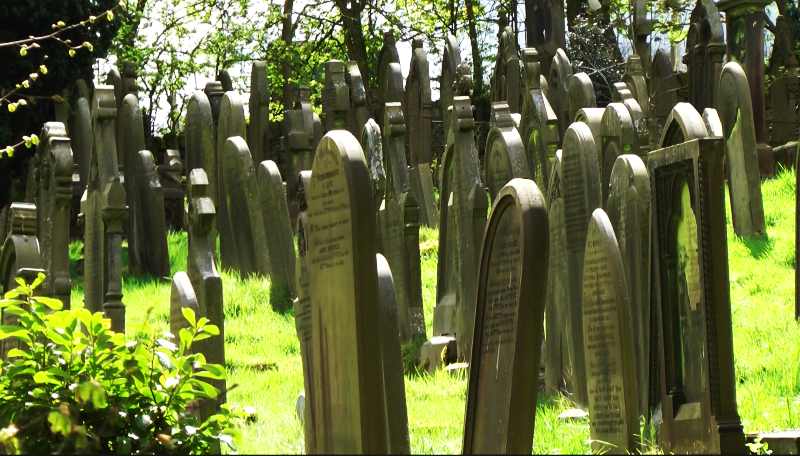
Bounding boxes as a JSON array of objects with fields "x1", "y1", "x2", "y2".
[{"x1": 742, "y1": 234, "x2": 773, "y2": 260}]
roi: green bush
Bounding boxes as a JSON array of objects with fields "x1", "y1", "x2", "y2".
[{"x1": 0, "y1": 273, "x2": 247, "y2": 454}]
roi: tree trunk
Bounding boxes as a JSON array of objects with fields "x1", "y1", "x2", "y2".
[
  {"x1": 281, "y1": 0, "x2": 295, "y2": 111},
  {"x1": 465, "y1": 0, "x2": 487, "y2": 120},
  {"x1": 336, "y1": 0, "x2": 373, "y2": 115}
]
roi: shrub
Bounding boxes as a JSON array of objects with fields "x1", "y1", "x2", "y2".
[{"x1": 0, "y1": 273, "x2": 247, "y2": 454}]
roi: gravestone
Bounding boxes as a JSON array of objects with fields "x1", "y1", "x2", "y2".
[
  {"x1": 382, "y1": 103, "x2": 425, "y2": 343},
  {"x1": 184, "y1": 169, "x2": 226, "y2": 422},
  {"x1": 441, "y1": 34, "x2": 463, "y2": 137},
  {"x1": 684, "y1": 0, "x2": 725, "y2": 112},
  {"x1": 520, "y1": 48, "x2": 560, "y2": 195},
  {"x1": 647, "y1": 132, "x2": 745, "y2": 453},
  {"x1": 185, "y1": 91, "x2": 216, "y2": 195},
  {"x1": 204, "y1": 81, "x2": 225, "y2": 131},
  {"x1": 345, "y1": 61, "x2": 369, "y2": 141},
  {"x1": 71, "y1": 94, "x2": 93, "y2": 194},
  {"x1": 248, "y1": 61, "x2": 271, "y2": 165},
  {"x1": 283, "y1": 87, "x2": 317, "y2": 229},
  {"x1": 108, "y1": 63, "x2": 138, "y2": 168},
  {"x1": 215, "y1": 92, "x2": 247, "y2": 271},
  {"x1": 575, "y1": 107, "x2": 605, "y2": 146},
  {"x1": 485, "y1": 103, "x2": 531, "y2": 201},
  {"x1": 361, "y1": 119, "x2": 386, "y2": 214},
  {"x1": 568, "y1": 73, "x2": 597, "y2": 123},
  {"x1": 561, "y1": 122, "x2": 602, "y2": 407},
  {"x1": 219, "y1": 137, "x2": 270, "y2": 277},
  {"x1": 375, "y1": 253, "x2": 412, "y2": 454},
  {"x1": 217, "y1": 69, "x2": 234, "y2": 92},
  {"x1": 769, "y1": 15, "x2": 800, "y2": 148},
  {"x1": 604, "y1": 154, "x2": 651, "y2": 422},
  {"x1": 132, "y1": 151, "x2": 170, "y2": 278},
  {"x1": 549, "y1": 48, "x2": 573, "y2": 143},
  {"x1": 582, "y1": 208, "x2": 639, "y2": 455},
  {"x1": 525, "y1": 0, "x2": 566, "y2": 79},
  {"x1": 622, "y1": 55, "x2": 650, "y2": 117},
  {"x1": 323, "y1": 60, "x2": 350, "y2": 131},
  {"x1": 158, "y1": 149, "x2": 185, "y2": 232},
  {"x1": 257, "y1": 160, "x2": 296, "y2": 297},
  {"x1": 376, "y1": 30, "x2": 401, "y2": 130},
  {"x1": 660, "y1": 102, "x2": 710, "y2": 147},
  {"x1": 491, "y1": 26, "x2": 521, "y2": 113},
  {"x1": 82, "y1": 86, "x2": 127, "y2": 333},
  {"x1": 600, "y1": 103, "x2": 636, "y2": 205},
  {"x1": 32, "y1": 123, "x2": 73, "y2": 307},
  {"x1": 718, "y1": 62, "x2": 766, "y2": 238},
  {"x1": 118, "y1": 94, "x2": 147, "y2": 271},
  {"x1": 632, "y1": 0, "x2": 652, "y2": 72},
  {"x1": 306, "y1": 130, "x2": 388, "y2": 453},
  {"x1": 649, "y1": 51, "x2": 680, "y2": 148},
  {"x1": 462, "y1": 178, "x2": 549, "y2": 454},
  {"x1": 170, "y1": 271, "x2": 200, "y2": 340}
]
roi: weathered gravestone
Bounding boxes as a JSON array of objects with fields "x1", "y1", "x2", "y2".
[
  {"x1": 118, "y1": 93, "x2": 145, "y2": 267},
  {"x1": 769, "y1": 15, "x2": 800, "y2": 149},
  {"x1": 131, "y1": 151, "x2": 170, "y2": 278},
  {"x1": 215, "y1": 92, "x2": 247, "y2": 271},
  {"x1": 561, "y1": 122, "x2": 601, "y2": 407},
  {"x1": 520, "y1": 48, "x2": 560, "y2": 194},
  {"x1": 32, "y1": 123, "x2": 73, "y2": 307},
  {"x1": 545, "y1": 150, "x2": 569, "y2": 395},
  {"x1": 217, "y1": 69, "x2": 234, "y2": 92},
  {"x1": 381, "y1": 102, "x2": 425, "y2": 343},
  {"x1": 440, "y1": 34, "x2": 464, "y2": 138},
  {"x1": 600, "y1": 103, "x2": 636, "y2": 205},
  {"x1": 71, "y1": 91, "x2": 93, "y2": 194},
  {"x1": 108, "y1": 63, "x2": 138, "y2": 167},
  {"x1": 575, "y1": 107, "x2": 605, "y2": 147},
  {"x1": 604, "y1": 154, "x2": 651, "y2": 422},
  {"x1": 462, "y1": 178, "x2": 549, "y2": 454},
  {"x1": 622, "y1": 55, "x2": 650, "y2": 117},
  {"x1": 158, "y1": 149, "x2": 185, "y2": 232},
  {"x1": 525, "y1": 0, "x2": 566, "y2": 81},
  {"x1": 375, "y1": 253, "x2": 412, "y2": 454},
  {"x1": 184, "y1": 168, "x2": 226, "y2": 421},
  {"x1": 81, "y1": 86, "x2": 127, "y2": 333},
  {"x1": 649, "y1": 51, "x2": 680, "y2": 149},
  {"x1": 257, "y1": 160, "x2": 296, "y2": 298},
  {"x1": 647, "y1": 123, "x2": 746, "y2": 453},
  {"x1": 631, "y1": 0, "x2": 652, "y2": 73},
  {"x1": 718, "y1": 62, "x2": 766, "y2": 238},
  {"x1": 283, "y1": 87, "x2": 317, "y2": 230},
  {"x1": 582, "y1": 208, "x2": 640, "y2": 455},
  {"x1": 345, "y1": 61, "x2": 369, "y2": 141},
  {"x1": 248, "y1": 61, "x2": 271, "y2": 165},
  {"x1": 376, "y1": 30, "x2": 401, "y2": 131},
  {"x1": 491, "y1": 26, "x2": 521, "y2": 113},
  {"x1": 306, "y1": 130, "x2": 388, "y2": 453},
  {"x1": 485, "y1": 103, "x2": 531, "y2": 201},
  {"x1": 361, "y1": 118, "x2": 387, "y2": 219},
  {"x1": 186, "y1": 91, "x2": 216, "y2": 203},
  {"x1": 568, "y1": 73, "x2": 597, "y2": 124},
  {"x1": 219, "y1": 137, "x2": 270, "y2": 277},
  {"x1": 683, "y1": 0, "x2": 725, "y2": 113},
  {"x1": 204, "y1": 82, "x2": 225, "y2": 131},
  {"x1": 323, "y1": 60, "x2": 350, "y2": 132},
  {"x1": 549, "y1": 49, "x2": 573, "y2": 144}
]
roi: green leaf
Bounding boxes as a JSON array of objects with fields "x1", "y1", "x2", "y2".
[
  {"x1": 45, "y1": 367, "x2": 70, "y2": 379},
  {"x1": 196, "y1": 363, "x2": 226, "y2": 380},
  {"x1": 45, "y1": 329, "x2": 71, "y2": 346},
  {"x1": 155, "y1": 351, "x2": 175, "y2": 370},
  {"x1": 157, "y1": 338, "x2": 178, "y2": 352},
  {"x1": 34, "y1": 296, "x2": 63, "y2": 311},
  {"x1": 188, "y1": 379, "x2": 219, "y2": 399},
  {"x1": 181, "y1": 307, "x2": 196, "y2": 328},
  {"x1": 116, "y1": 436, "x2": 131, "y2": 455},
  {"x1": 2, "y1": 306, "x2": 29, "y2": 317},
  {"x1": 201, "y1": 324, "x2": 220, "y2": 336},
  {"x1": 34, "y1": 371, "x2": 60, "y2": 385},
  {"x1": 31, "y1": 272, "x2": 45, "y2": 289},
  {"x1": 179, "y1": 328, "x2": 193, "y2": 352},
  {"x1": 48, "y1": 410, "x2": 71, "y2": 436},
  {"x1": 5, "y1": 348, "x2": 27, "y2": 358},
  {"x1": 0, "y1": 325, "x2": 30, "y2": 340}
]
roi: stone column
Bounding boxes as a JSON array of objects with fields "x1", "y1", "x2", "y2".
[{"x1": 717, "y1": 0, "x2": 773, "y2": 176}]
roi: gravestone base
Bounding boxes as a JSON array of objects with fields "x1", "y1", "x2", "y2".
[
  {"x1": 773, "y1": 141, "x2": 798, "y2": 172},
  {"x1": 757, "y1": 143, "x2": 774, "y2": 177},
  {"x1": 748, "y1": 431, "x2": 800, "y2": 454},
  {"x1": 420, "y1": 336, "x2": 457, "y2": 373},
  {"x1": 432, "y1": 294, "x2": 456, "y2": 336}
]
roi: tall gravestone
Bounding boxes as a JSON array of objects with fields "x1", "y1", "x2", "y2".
[
  {"x1": 132, "y1": 151, "x2": 170, "y2": 278},
  {"x1": 545, "y1": 151, "x2": 569, "y2": 394},
  {"x1": 306, "y1": 130, "x2": 388, "y2": 453},
  {"x1": 647, "y1": 117, "x2": 745, "y2": 453},
  {"x1": 440, "y1": 34, "x2": 463, "y2": 137},
  {"x1": 605, "y1": 154, "x2": 651, "y2": 421},
  {"x1": 684, "y1": 0, "x2": 725, "y2": 112},
  {"x1": 283, "y1": 86, "x2": 317, "y2": 229},
  {"x1": 216, "y1": 92, "x2": 247, "y2": 271},
  {"x1": 82, "y1": 86, "x2": 127, "y2": 333},
  {"x1": 649, "y1": 51, "x2": 680, "y2": 148},
  {"x1": 71, "y1": 93, "x2": 93, "y2": 197},
  {"x1": 622, "y1": 55, "x2": 650, "y2": 118},
  {"x1": 158, "y1": 149, "x2": 185, "y2": 232},
  {"x1": 561, "y1": 122, "x2": 601, "y2": 407},
  {"x1": 345, "y1": 61, "x2": 369, "y2": 141},
  {"x1": 718, "y1": 62, "x2": 766, "y2": 238},
  {"x1": 491, "y1": 26, "x2": 521, "y2": 113},
  {"x1": 485, "y1": 103, "x2": 531, "y2": 201},
  {"x1": 520, "y1": 48, "x2": 559, "y2": 194},
  {"x1": 323, "y1": 60, "x2": 350, "y2": 131},
  {"x1": 376, "y1": 30, "x2": 401, "y2": 131},
  {"x1": 248, "y1": 61, "x2": 271, "y2": 165},
  {"x1": 32, "y1": 123, "x2": 73, "y2": 307},
  {"x1": 462, "y1": 178, "x2": 549, "y2": 454},
  {"x1": 582, "y1": 209, "x2": 640, "y2": 455},
  {"x1": 600, "y1": 103, "x2": 636, "y2": 205},
  {"x1": 257, "y1": 160, "x2": 296, "y2": 297},
  {"x1": 549, "y1": 49, "x2": 573, "y2": 144},
  {"x1": 118, "y1": 94, "x2": 147, "y2": 273},
  {"x1": 185, "y1": 91, "x2": 216, "y2": 202}
]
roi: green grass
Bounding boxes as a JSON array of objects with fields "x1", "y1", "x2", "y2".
[{"x1": 64, "y1": 168, "x2": 800, "y2": 454}]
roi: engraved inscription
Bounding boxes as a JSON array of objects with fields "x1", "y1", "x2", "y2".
[{"x1": 563, "y1": 151, "x2": 588, "y2": 253}]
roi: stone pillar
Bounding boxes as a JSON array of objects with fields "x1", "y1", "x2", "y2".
[{"x1": 717, "y1": 0, "x2": 773, "y2": 176}]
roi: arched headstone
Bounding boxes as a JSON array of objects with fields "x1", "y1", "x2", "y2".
[
  {"x1": 549, "y1": 48, "x2": 572, "y2": 143},
  {"x1": 257, "y1": 160, "x2": 296, "y2": 297},
  {"x1": 600, "y1": 103, "x2": 635, "y2": 205},
  {"x1": 485, "y1": 103, "x2": 530, "y2": 201},
  {"x1": 545, "y1": 151, "x2": 569, "y2": 394},
  {"x1": 71, "y1": 95, "x2": 93, "y2": 193},
  {"x1": 248, "y1": 61, "x2": 271, "y2": 165},
  {"x1": 568, "y1": 73, "x2": 597, "y2": 123},
  {"x1": 441, "y1": 34, "x2": 462, "y2": 136},
  {"x1": 118, "y1": 94, "x2": 147, "y2": 271},
  {"x1": 376, "y1": 30, "x2": 401, "y2": 130},
  {"x1": 216, "y1": 92, "x2": 247, "y2": 271},
  {"x1": 520, "y1": 48, "x2": 559, "y2": 194},
  {"x1": 132, "y1": 151, "x2": 170, "y2": 278},
  {"x1": 283, "y1": 86, "x2": 317, "y2": 229},
  {"x1": 491, "y1": 27, "x2": 521, "y2": 113},
  {"x1": 345, "y1": 61, "x2": 369, "y2": 141}
]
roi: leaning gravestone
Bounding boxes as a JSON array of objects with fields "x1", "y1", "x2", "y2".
[
  {"x1": 32, "y1": 122, "x2": 73, "y2": 307},
  {"x1": 345, "y1": 61, "x2": 369, "y2": 141},
  {"x1": 561, "y1": 122, "x2": 601, "y2": 407},
  {"x1": 462, "y1": 178, "x2": 549, "y2": 454},
  {"x1": 568, "y1": 73, "x2": 597, "y2": 124},
  {"x1": 323, "y1": 60, "x2": 350, "y2": 131},
  {"x1": 718, "y1": 62, "x2": 766, "y2": 238},
  {"x1": 582, "y1": 208, "x2": 639, "y2": 455},
  {"x1": 484, "y1": 103, "x2": 531, "y2": 201},
  {"x1": 376, "y1": 30, "x2": 401, "y2": 131},
  {"x1": 257, "y1": 160, "x2": 296, "y2": 298},
  {"x1": 185, "y1": 168, "x2": 226, "y2": 421},
  {"x1": 283, "y1": 86, "x2": 317, "y2": 229},
  {"x1": 307, "y1": 130, "x2": 388, "y2": 453},
  {"x1": 219, "y1": 137, "x2": 270, "y2": 278},
  {"x1": 82, "y1": 86, "x2": 127, "y2": 333},
  {"x1": 600, "y1": 103, "x2": 636, "y2": 205},
  {"x1": 132, "y1": 151, "x2": 170, "y2": 278},
  {"x1": 248, "y1": 61, "x2": 271, "y2": 165},
  {"x1": 647, "y1": 125, "x2": 745, "y2": 453},
  {"x1": 604, "y1": 154, "x2": 651, "y2": 421},
  {"x1": 549, "y1": 48, "x2": 573, "y2": 144},
  {"x1": 520, "y1": 48, "x2": 560, "y2": 194},
  {"x1": 375, "y1": 253, "x2": 412, "y2": 454},
  {"x1": 215, "y1": 92, "x2": 247, "y2": 271}
]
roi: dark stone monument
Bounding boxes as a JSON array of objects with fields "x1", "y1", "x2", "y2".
[
  {"x1": 345, "y1": 61, "x2": 369, "y2": 141},
  {"x1": 376, "y1": 30, "x2": 401, "y2": 131},
  {"x1": 520, "y1": 48, "x2": 560, "y2": 194},
  {"x1": 71, "y1": 92, "x2": 93, "y2": 195},
  {"x1": 549, "y1": 48, "x2": 573, "y2": 144},
  {"x1": 257, "y1": 160, "x2": 296, "y2": 297},
  {"x1": 215, "y1": 92, "x2": 247, "y2": 271},
  {"x1": 185, "y1": 91, "x2": 216, "y2": 202},
  {"x1": 361, "y1": 118, "x2": 386, "y2": 215},
  {"x1": 306, "y1": 130, "x2": 388, "y2": 453},
  {"x1": 217, "y1": 69, "x2": 234, "y2": 92},
  {"x1": 491, "y1": 25, "x2": 521, "y2": 113},
  {"x1": 132, "y1": 151, "x2": 170, "y2": 278},
  {"x1": 283, "y1": 86, "x2": 317, "y2": 230},
  {"x1": 632, "y1": 0, "x2": 652, "y2": 73},
  {"x1": 462, "y1": 178, "x2": 549, "y2": 454},
  {"x1": 545, "y1": 150, "x2": 569, "y2": 395},
  {"x1": 623, "y1": 55, "x2": 650, "y2": 118},
  {"x1": 684, "y1": 0, "x2": 726, "y2": 112},
  {"x1": 485, "y1": 103, "x2": 531, "y2": 201},
  {"x1": 248, "y1": 61, "x2": 271, "y2": 165},
  {"x1": 440, "y1": 34, "x2": 462, "y2": 137},
  {"x1": 322, "y1": 60, "x2": 350, "y2": 132},
  {"x1": 649, "y1": 51, "x2": 680, "y2": 149},
  {"x1": 525, "y1": 0, "x2": 566, "y2": 80},
  {"x1": 158, "y1": 149, "x2": 185, "y2": 232},
  {"x1": 582, "y1": 208, "x2": 640, "y2": 454}
]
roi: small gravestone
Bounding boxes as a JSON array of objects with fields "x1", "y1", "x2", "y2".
[
  {"x1": 520, "y1": 48, "x2": 560, "y2": 194},
  {"x1": 215, "y1": 92, "x2": 247, "y2": 271},
  {"x1": 575, "y1": 108, "x2": 605, "y2": 146},
  {"x1": 248, "y1": 61, "x2": 271, "y2": 165},
  {"x1": 323, "y1": 60, "x2": 350, "y2": 131},
  {"x1": 345, "y1": 61, "x2": 369, "y2": 141},
  {"x1": 549, "y1": 49, "x2": 573, "y2": 143},
  {"x1": 117, "y1": 94, "x2": 146, "y2": 272},
  {"x1": 82, "y1": 86, "x2": 127, "y2": 333},
  {"x1": 600, "y1": 103, "x2": 635, "y2": 205},
  {"x1": 219, "y1": 137, "x2": 270, "y2": 277},
  {"x1": 32, "y1": 123, "x2": 73, "y2": 307},
  {"x1": 718, "y1": 62, "x2": 766, "y2": 238},
  {"x1": 561, "y1": 122, "x2": 602, "y2": 407},
  {"x1": 375, "y1": 254, "x2": 411, "y2": 454},
  {"x1": 132, "y1": 151, "x2": 170, "y2": 278},
  {"x1": 490, "y1": 26, "x2": 521, "y2": 113},
  {"x1": 485, "y1": 103, "x2": 531, "y2": 202},
  {"x1": 376, "y1": 30, "x2": 401, "y2": 131},
  {"x1": 170, "y1": 271, "x2": 200, "y2": 339},
  {"x1": 568, "y1": 73, "x2": 597, "y2": 123},
  {"x1": 257, "y1": 160, "x2": 296, "y2": 298},
  {"x1": 307, "y1": 130, "x2": 388, "y2": 453},
  {"x1": 659, "y1": 102, "x2": 711, "y2": 147},
  {"x1": 647, "y1": 123, "x2": 745, "y2": 453},
  {"x1": 605, "y1": 154, "x2": 651, "y2": 421},
  {"x1": 185, "y1": 168, "x2": 226, "y2": 421},
  {"x1": 462, "y1": 178, "x2": 549, "y2": 454},
  {"x1": 158, "y1": 149, "x2": 185, "y2": 232},
  {"x1": 283, "y1": 86, "x2": 316, "y2": 230},
  {"x1": 582, "y1": 209, "x2": 639, "y2": 455},
  {"x1": 545, "y1": 150, "x2": 569, "y2": 395}
]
